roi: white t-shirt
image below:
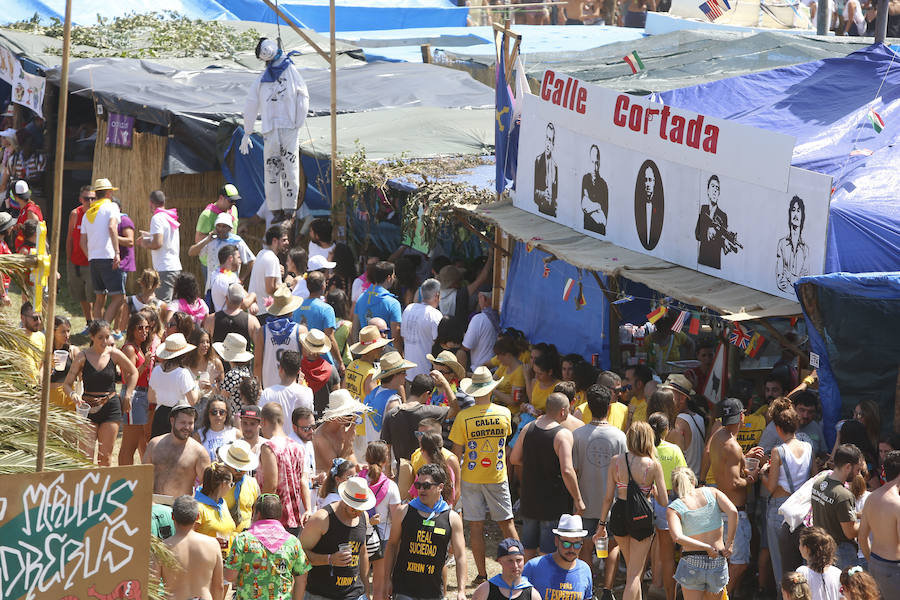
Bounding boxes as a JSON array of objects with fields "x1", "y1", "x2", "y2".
[
  {"x1": 372, "y1": 478, "x2": 401, "y2": 539},
  {"x1": 400, "y1": 302, "x2": 442, "y2": 380},
  {"x1": 259, "y1": 382, "x2": 314, "y2": 438},
  {"x1": 203, "y1": 237, "x2": 255, "y2": 292},
  {"x1": 210, "y1": 270, "x2": 240, "y2": 312},
  {"x1": 148, "y1": 365, "x2": 197, "y2": 408},
  {"x1": 198, "y1": 426, "x2": 238, "y2": 461},
  {"x1": 462, "y1": 312, "x2": 499, "y2": 370},
  {"x1": 82, "y1": 201, "x2": 120, "y2": 260},
  {"x1": 797, "y1": 565, "x2": 840, "y2": 600},
  {"x1": 149, "y1": 211, "x2": 182, "y2": 271},
  {"x1": 249, "y1": 247, "x2": 282, "y2": 315},
  {"x1": 308, "y1": 241, "x2": 334, "y2": 262},
  {"x1": 292, "y1": 276, "x2": 309, "y2": 299},
  {"x1": 351, "y1": 276, "x2": 366, "y2": 302}
]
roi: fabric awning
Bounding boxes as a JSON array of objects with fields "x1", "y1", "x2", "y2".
[{"x1": 466, "y1": 199, "x2": 801, "y2": 321}]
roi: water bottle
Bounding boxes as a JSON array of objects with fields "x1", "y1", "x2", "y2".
[{"x1": 595, "y1": 536, "x2": 608, "y2": 559}]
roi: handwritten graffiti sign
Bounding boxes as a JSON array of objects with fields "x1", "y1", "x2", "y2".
[{"x1": 0, "y1": 465, "x2": 153, "y2": 600}]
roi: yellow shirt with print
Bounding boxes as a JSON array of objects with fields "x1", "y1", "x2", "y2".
[
  {"x1": 578, "y1": 401, "x2": 628, "y2": 432},
  {"x1": 224, "y1": 474, "x2": 261, "y2": 532},
  {"x1": 657, "y1": 440, "x2": 687, "y2": 492},
  {"x1": 449, "y1": 403, "x2": 512, "y2": 485},
  {"x1": 345, "y1": 358, "x2": 376, "y2": 436}
]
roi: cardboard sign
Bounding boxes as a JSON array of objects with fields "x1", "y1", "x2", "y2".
[
  {"x1": 105, "y1": 114, "x2": 135, "y2": 148},
  {"x1": 0, "y1": 465, "x2": 154, "y2": 600}
]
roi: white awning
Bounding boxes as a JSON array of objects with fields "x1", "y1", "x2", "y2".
[{"x1": 465, "y1": 200, "x2": 801, "y2": 321}]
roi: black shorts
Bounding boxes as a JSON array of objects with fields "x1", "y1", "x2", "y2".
[
  {"x1": 610, "y1": 499, "x2": 629, "y2": 538},
  {"x1": 88, "y1": 394, "x2": 122, "y2": 425}
]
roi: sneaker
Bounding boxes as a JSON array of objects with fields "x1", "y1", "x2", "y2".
[
  {"x1": 471, "y1": 575, "x2": 487, "y2": 587},
  {"x1": 446, "y1": 554, "x2": 456, "y2": 567}
]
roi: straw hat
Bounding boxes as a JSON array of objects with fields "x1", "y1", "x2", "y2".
[
  {"x1": 218, "y1": 439, "x2": 259, "y2": 472},
  {"x1": 338, "y1": 476, "x2": 376, "y2": 511},
  {"x1": 349, "y1": 325, "x2": 391, "y2": 355},
  {"x1": 93, "y1": 178, "x2": 119, "y2": 191},
  {"x1": 552, "y1": 514, "x2": 588, "y2": 538},
  {"x1": 212, "y1": 333, "x2": 254, "y2": 363},
  {"x1": 459, "y1": 366, "x2": 500, "y2": 398},
  {"x1": 661, "y1": 373, "x2": 694, "y2": 397},
  {"x1": 156, "y1": 333, "x2": 196, "y2": 359},
  {"x1": 301, "y1": 329, "x2": 332, "y2": 355},
  {"x1": 268, "y1": 285, "x2": 303, "y2": 317},
  {"x1": 322, "y1": 389, "x2": 370, "y2": 421},
  {"x1": 374, "y1": 351, "x2": 416, "y2": 381},
  {"x1": 426, "y1": 350, "x2": 465, "y2": 380}
]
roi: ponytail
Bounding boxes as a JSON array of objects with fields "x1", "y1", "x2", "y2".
[
  {"x1": 672, "y1": 466, "x2": 697, "y2": 500},
  {"x1": 365, "y1": 441, "x2": 389, "y2": 485},
  {"x1": 421, "y1": 432, "x2": 454, "y2": 502}
]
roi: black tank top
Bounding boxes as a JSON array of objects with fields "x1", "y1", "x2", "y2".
[
  {"x1": 307, "y1": 503, "x2": 367, "y2": 599},
  {"x1": 82, "y1": 352, "x2": 117, "y2": 395},
  {"x1": 519, "y1": 422, "x2": 571, "y2": 520},
  {"x1": 213, "y1": 309, "x2": 250, "y2": 345},
  {"x1": 487, "y1": 582, "x2": 533, "y2": 600},
  {"x1": 391, "y1": 506, "x2": 453, "y2": 599}
]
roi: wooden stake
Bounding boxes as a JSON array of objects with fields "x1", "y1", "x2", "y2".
[
  {"x1": 420, "y1": 44, "x2": 432, "y2": 64},
  {"x1": 37, "y1": 0, "x2": 72, "y2": 472}
]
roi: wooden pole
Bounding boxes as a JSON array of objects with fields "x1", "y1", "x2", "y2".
[
  {"x1": 260, "y1": 0, "x2": 331, "y2": 61},
  {"x1": 330, "y1": 0, "x2": 338, "y2": 238},
  {"x1": 420, "y1": 44, "x2": 432, "y2": 64},
  {"x1": 36, "y1": 0, "x2": 72, "y2": 472}
]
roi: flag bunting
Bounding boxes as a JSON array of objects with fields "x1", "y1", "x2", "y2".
[
  {"x1": 576, "y1": 282, "x2": 587, "y2": 310},
  {"x1": 868, "y1": 108, "x2": 885, "y2": 133},
  {"x1": 647, "y1": 305, "x2": 667, "y2": 324},
  {"x1": 623, "y1": 51, "x2": 645, "y2": 74},
  {"x1": 563, "y1": 278, "x2": 575, "y2": 301},
  {"x1": 729, "y1": 323, "x2": 752, "y2": 349}
]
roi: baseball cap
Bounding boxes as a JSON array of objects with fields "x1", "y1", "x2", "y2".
[
  {"x1": 239, "y1": 405, "x2": 261, "y2": 420},
  {"x1": 497, "y1": 538, "x2": 524, "y2": 558},
  {"x1": 13, "y1": 180, "x2": 31, "y2": 199},
  {"x1": 214, "y1": 212, "x2": 234, "y2": 227},
  {"x1": 719, "y1": 397, "x2": 745, "y2": 426},
  {"x1": 220, "y1": 184, "x2": 241, "y2": 202},
  {"x1": 308, "y1": 254, "x2": 336, "y2": 271}
]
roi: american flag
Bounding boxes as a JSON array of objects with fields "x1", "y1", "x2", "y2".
[
  {"x1": 729, "y1": 323, "x2": 752, "y2": 349},
  {"x1": 699, "y1": 0, "x2": 724, "y2": 20},
  {"x1": 671, "y1": 310, "x2": 689, "y2": 333}
]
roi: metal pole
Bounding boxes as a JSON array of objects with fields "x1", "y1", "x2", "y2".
[
  {"x1": 875, "y1": 0, "x2": 889, "y2": 43},
  {"x1": 816, "y1": 0, "x2": 829, "y2": 34},
  {"x1": 330, "y1": 0, "x2": 338, "y2": 228},
  {"x1": 37, "y1": 0, "x2": 72, "y2": 472}
]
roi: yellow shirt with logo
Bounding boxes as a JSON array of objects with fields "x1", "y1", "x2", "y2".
[
  {"x1": 657, "y1": 440, "x2": 687, "y2": 491},
  {"x1": 449, "y1": 403, "x2": 512, "y2": 485},
  {"x1": 578, "y1": 401, "x2": 628, "y2": 431},
  {"x1": 345, "y1": 358, "x2": 376, "y2": 436},
  {"x1": 224, "y1": 474, "x2": 261, "y2": 532}
]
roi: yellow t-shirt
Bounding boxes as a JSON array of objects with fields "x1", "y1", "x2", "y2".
[
  {"x1": 195, "y1": 498, "x2": 237, "y2": 556},
  {"x1": 628, "y1": 395, "x2": 648, "y2": 423},
  {"x1": 410, "y1": 446, "x2": 456, "y2": 473},
  {"x1": 224, "y1": 474, "x2": 260, "y2": 532},
  {"x1": 26, "y1": 330, "x2": 45, "y2": 383},
  {"x1": 449, "y1": 403, "x2": 512, "y2": 484},
  {"x1": 530, "y1": 379, "x2": 560, "y2": 413},
  {"x1": 578, "y1": 401, "x2": 628, "y2": 431},
  {"x1": 657, "y1": 440, "x2": 687, "y2": 491},
  {"x1": 346, "y1": 358, "x2": 376, "y2": 436},
  {"x1": 495, "y1": 363, "x2": 526, "y2": 396}
]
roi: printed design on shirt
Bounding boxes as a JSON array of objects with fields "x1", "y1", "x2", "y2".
[
  {"x1": 406, "y1": 528, "x2": 440, "y2": 575},
  {"x1": 334, "y1": 539, "x2": 362, "y2": 587},
  {"x1": 543, "y1": 581, "x2": 585, "y2": 600},
  {"x1": 467, "y1": 441, "x2": 477, "y2": 450},
  {"x1": 467, "y1": 461, "x2": 476, "y2": 470},
  {"x1": 463, "y1": 412, "x2": 508, "y2": 470}
]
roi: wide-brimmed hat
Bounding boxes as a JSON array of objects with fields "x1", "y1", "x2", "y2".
[
  {"x1": 322, "y1": 389, "x2": 370, "y2": 421},
  {"x1": 552, "y1": 514, "x2": 588, "y2": 538},
  {"x1": 13, "y1": 180, "x2": 31, "y2": 199},
  {"x1": 301, "y1": 329, "x2": 332, "y2": 355},
  {"x1": 459, "y1": 366, "x2": 500, "y2": 398},
  {"x1": 338, "y1": 476, "x2": 376, "y2": 511},
  {"x1": 218, "y1": 439, "x2": 259, "y2": 472},
  {"x1": 93, "y1": 177, "x2": 118, "y2": 192},
  {"x1": 213, "y1": 332, "x2": 254, "y2": 363},
  {"x1": 438, "y1": 265, "x2": 463, "y2": 289},
  {"x1": 375, "y1": 351, "x2": 416, "y2": 381},
  {"x1": 349, "y1": 325, "x2": 391, "y2": 355},
  {"x1": 0, "y1": 212, "x2": 14, "y2": 234},
  {"x1": 426, "y1": 350, "x2": 465, "y2": 380},
  {"x1": 156, "y1": 333, "x2": 196, "y2": 359},
  {"x1": 661, "y1": 373, "x2": 694, "y2": 397},
  {"x1": 214, "y1": 212, "x2": 234, "y2": 227},
  {"x1": 268, "y1": 285, "x2": 303, "y2": 317},
  {"x1": 308, "y1": 254, "x2": 336, "y2": 271}
]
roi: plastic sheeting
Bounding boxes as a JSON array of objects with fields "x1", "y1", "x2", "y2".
[
  {"x1": 501, "y1": 242, "x2": 611, "y2": 367},
  {"x1": 656, "y1": 43, "x2": 900, "y2": 275},
  {"x1": 796, "y1": 273, "x2": 900, "y2": 445}
]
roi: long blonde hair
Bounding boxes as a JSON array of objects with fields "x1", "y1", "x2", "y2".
[
  {"x1": 671, "y1": 466, "x2": 697, "y2": 500},
  {"x1": 626, "y1": 421, "x2": 657, "y2": 458}
]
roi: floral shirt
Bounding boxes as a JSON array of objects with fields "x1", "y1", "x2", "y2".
[{"x1": 225, "y1": 522, "x2": 311, "y2": 600}]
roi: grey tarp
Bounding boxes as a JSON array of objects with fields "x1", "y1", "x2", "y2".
[{"x1": 462, "y1": 199, "x2": 800, "y2": 320}]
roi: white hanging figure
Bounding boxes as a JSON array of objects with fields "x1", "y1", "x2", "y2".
[{"x1": 240, "y1": 38, "x2": 310, "y2": 224}]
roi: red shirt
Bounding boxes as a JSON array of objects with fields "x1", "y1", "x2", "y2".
[
  {"x1": 70, "y1": 205, "x2": 89, "y2": 266},
  {"x1": 0, "y1": 240, "x2": 10, "y2": 289}
]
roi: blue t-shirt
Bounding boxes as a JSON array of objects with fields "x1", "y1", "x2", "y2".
[
  {"x1": 354, "y1": 285, "x2": 402, "y2": 326},
  {"x1": 522, "y1": 554, "x2": 593, "y2": 600},
  {"x1": 362, "y1": 386, "x2": 400, "y2": 435},
  {"x1": 292, "y1": 297, "x2": 337, "y2": 365}
]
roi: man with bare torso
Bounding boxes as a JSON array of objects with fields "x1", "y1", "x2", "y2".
[
  {"x1": 859, "y1": 450, "x2": 900, "y2": 598},
  {"x1": 709, "y1": 398, "x2": 764, "y2": 595},
  {"x1": 314, "y1": 390, "x2": 363, "y2": 471},
  {"x1": 144, "y1": 401, "x2": 210, "y2": 497},
  {"x1": 161, "y1": 495, "x2": 223, "y2": 600}
]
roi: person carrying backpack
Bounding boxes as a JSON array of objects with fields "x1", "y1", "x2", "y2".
[{"x1": 595, "y1": 421, "x2": 668, "y2": 600}]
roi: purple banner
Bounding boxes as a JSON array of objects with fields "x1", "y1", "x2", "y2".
[{"x1": 105, "y1": 113, "x2": 134, "y2": 148}]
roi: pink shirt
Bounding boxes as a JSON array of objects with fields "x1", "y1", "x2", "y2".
[{"x1": 258, "y1": 436, "x2": 307, "y2": 528}]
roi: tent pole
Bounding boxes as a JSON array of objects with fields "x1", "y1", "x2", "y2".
[
  {"x1": 37, "y1": 0, "x2": 72, "y2": 472},
  {"x1": 875, "y1": 0, "x2": 889, "y2": 43},
  {"x1": 816, "y1": 0, "x2": 828, "y2": 34},
  {"x1": 330, "y1": 0, "x2": 338, "y2": 233}
]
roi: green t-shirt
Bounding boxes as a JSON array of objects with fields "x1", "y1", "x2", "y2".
[
  {"x1": 811, "y1": 477, "x2": 857, "y2": 546},
  {"x1": 195, "y1": 205, "x2": 239, "y2": 265},
  {"x1": 657, "y1": 440, "x2": 687, "y2": 492},
  {"x1": 225, "y1": 530, "x2": 312, "y2": 600}
]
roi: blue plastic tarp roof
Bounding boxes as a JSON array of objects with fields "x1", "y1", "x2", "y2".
[{"x1": 655, "y1": 43, "x2": 900, "y2": 276}]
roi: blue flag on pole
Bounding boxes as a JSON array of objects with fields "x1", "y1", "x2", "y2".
[{"x1": 495, "y1": 34, "x2": 514, "y2": 194}]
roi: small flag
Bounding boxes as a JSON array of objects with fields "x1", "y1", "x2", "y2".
[
  {"x1": 745, "y1": 332, "x2": 766, "y2": 358},
  {"x1": 688, "y1": 313, "x2": 701, "y2": 335},
  {"x1": 612, "y1": 295, "x2": 634, "y2": 305},
  {"x1": 563, "y1": 278, "x2": 575, "y2": 301},
  {"x1": 671, "y1": 310, "x2": 689, "y2": 333},
  {"x1": 623, "y1": 51, "x2": 645, "y2": 74},
  {"x1": 869, "y1": 109, "x2": 885, "y2": 133},
  {"x1": 699, "y1": 0, "x2": 724, "y2": 20},
  {"x1": 729, "y1": 323, "x2": 752, "y2": 350},
  {"x1": 576, "y1": 283, "x2": 587, "y2": 310},
  {"x1": 702, "y1": 343, "x2": 727, "y2": 405},
  {"x1": 646, "y1": 305, "x2": 667, "y2": 324},
  {"x1": 790, "y1": 316, "x2": 800, "y2": 327},
  {"x1": 526, "y1": 237, "x2": 542, "y2": 252},
  {"x1": 850, "y1": 148, "x2": 874, "y2": 157},
  {"x1": 543, "y1": 264, "x2": 550, "y2": 278}
]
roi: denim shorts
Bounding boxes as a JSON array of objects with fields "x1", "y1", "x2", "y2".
[
  {"x1": 723, "y1": 510, "x2": 752, "y2": 565},
  {"x1": 674, "y1": 554, "x2": 729, "y2": 593},
  {"x1": 90, "y1": 258, "x2": 126, "y2": 295},
  {"x1": 652, "y1": 494, "x2": 673, "y2": 530},
  {"x1": 121, "y1": 388, "x2": 149, "y2": 425},
  {"x1": 521, "y1": 518, "x2": 556, "y2": 553}
]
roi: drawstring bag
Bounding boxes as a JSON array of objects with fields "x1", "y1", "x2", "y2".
[{"x1": 625, "y1": 452, "x2": 655, "y2": 540}]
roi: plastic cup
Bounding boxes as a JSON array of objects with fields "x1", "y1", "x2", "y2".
[
  {"x1": 595, "y1": 536, "x2": 608, "y2": 559},
  {"x1": 745, "y1": 457, "x2": 760, "y2": 474},
  {"x1": 75, "y1": 402, "x2": 90, "y2": 418},
  {"x1": 53, "y1": 350, "x2": 68, "y2": 371}
]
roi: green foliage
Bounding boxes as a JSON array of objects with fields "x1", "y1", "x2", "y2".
[{"x1": 5, "y1": 11, "x2": 260, "y2": 59}]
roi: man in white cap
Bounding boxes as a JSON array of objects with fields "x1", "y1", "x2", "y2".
[
  {"x1": 188, "y1": 211, "x2": 255, "y2": 303},
  {"x1": 144, "y1": 399, "x2": 211, "y2": 497},
  {"x1": 80, "y1": 178, "x2": 125, "y2": 323},
  {"x1": 195, "y1": 184, "x2": 241, "y2": 281},
  {"x1": 247, "y1": 224, "x2": 289, "y2": 323},
  {"x1": 219, "y1": 439, "x2": 261, "y2": 533},
  {"x1": 522, "y1": 514, "x2": 593, "y2": 600},
  {"x1": 300, "y1": 476, "x2": 372, "y2": 600}
]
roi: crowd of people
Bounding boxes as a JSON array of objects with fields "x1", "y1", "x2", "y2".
[{"x1": 9, "y1": 175, "x2": 895, "y2": 600}]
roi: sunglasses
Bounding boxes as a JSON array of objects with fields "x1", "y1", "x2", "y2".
[
  {"x1": 413, "y1": 481, "x2": 437, "y2": 490},
  {"x1": 210, "y1": 409, "x2": 226, "y2": 416},
  {"x1": 559, "y1": 540, "x2": 583, "y2": 549},
  {"x1": 414, "y1": 430, "x2": 426, "y2": 439},
  {"x1": 296, "y1": 425, "x2": 314, "y2": 432}
]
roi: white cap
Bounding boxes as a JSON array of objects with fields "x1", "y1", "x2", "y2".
[
  {"x1": 214, "y1": 212, "x2": 234, "y2": 228},
  {"x1": 0, "y1": 128, "x2": 16, "y2": 138},
  {"x1": 14, "y1": 180, "x2": 30, "y2": 198},
  {"x1": 308, "y1": 254, "x2": 336, "y2": 271}
]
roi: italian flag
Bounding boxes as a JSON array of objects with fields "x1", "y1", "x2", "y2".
[
  {"x1": 869, "y1": 109, "x2": 884, "y2": 133},
  {"x1": 623, "y1": 51, "x2": 645, "y2": 74}
]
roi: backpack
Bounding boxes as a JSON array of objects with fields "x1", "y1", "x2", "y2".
[{"x1": 624, "y1": 452, "x2": 655, "y2": 541}]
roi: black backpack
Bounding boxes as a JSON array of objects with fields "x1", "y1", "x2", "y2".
[{"x1": 624, "y1": 452, "x2": 655, "y2": 540}]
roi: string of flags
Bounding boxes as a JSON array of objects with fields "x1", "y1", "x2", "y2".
[
  {"x1": 623, "y1": 51, "x2": 645, "y2": 74},
  {"x1": 868, "y1": 108, "x2": 885, "y2": 133},
  {"x1": 699, "y1": 0, "x2": 730, "y2": 21}
]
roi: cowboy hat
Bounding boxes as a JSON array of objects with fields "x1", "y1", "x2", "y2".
[
  {"x1": 301, "y1": 328, "x2": 332, "y2": 355},
  {"x1": 212, "y1": 332, "x2": 254, "y2": 363},
  {"x1": 322, "y1": 389, "x2": 370, "y2": 421},
  {"x1": 349, "y1": 325, "x2": 391, "y2": 355},
  {"x1": 459, "y1": 366, "x2": 500, "y2": 398},
  {"x1": 218, "y1": 439, "x2": 259, "y2": 472},
  {"x1": 338, "y1": 476, "x2": 376, "y2": 511},
  {"x1": 267, "y1": 285, "x2": 303, "y2": 317},
  {"x1": 374, "y1": 351, "x2": 416, "y2": 381},
  {"x1": 426, "y1": 350, "x2": 465, "y2": 381},
  {"x1": 552, "y1": 514, "x2": 588, "y2": 538},
  {"x1": 661, "y1": 373, "x2": 694, "y2": 397},
  {"x1": 93, "y1": 178, "x2": 119, "y2": 191},
  {"x1": 155, "y1": 333, "x2": 196, "y2": 360}
]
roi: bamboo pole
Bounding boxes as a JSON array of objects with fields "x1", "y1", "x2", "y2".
[
  {"x1": 330, "y1": 0, "x2": 338, "y2": 236},
  {"x1": 37, "y1": 0, "x2": 72, "y2": 472}
]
